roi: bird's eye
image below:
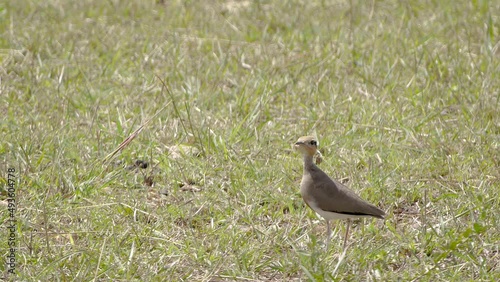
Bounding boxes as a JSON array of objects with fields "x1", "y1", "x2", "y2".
[{"x1": 310, "y1": 140, "x2": 317, "y2": 146}]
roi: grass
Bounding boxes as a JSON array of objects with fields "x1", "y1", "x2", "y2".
[{"x1": 1, "y1": 0, "x2": 499, "y2": 280}]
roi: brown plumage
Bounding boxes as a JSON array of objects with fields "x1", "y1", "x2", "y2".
[{"x1": 294, "y1": 136, "x2": 385, "y2": 249}]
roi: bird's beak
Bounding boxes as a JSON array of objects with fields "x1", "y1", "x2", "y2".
[{"x1": 294, "y1": 141, "x2": 304, "y2": 149}]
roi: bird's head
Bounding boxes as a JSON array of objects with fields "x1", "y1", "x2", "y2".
[{"x1": 294, "y1": 136, "x2": 318, "y2": 157}]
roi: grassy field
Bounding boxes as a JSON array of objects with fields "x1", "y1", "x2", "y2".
[{"x1": 1, "y1": 0, "x2": 499, "y2": 280}]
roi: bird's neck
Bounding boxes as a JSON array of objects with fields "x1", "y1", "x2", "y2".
[{"x1": 302, "y1": 154, "x2": 315, "y2": 171}]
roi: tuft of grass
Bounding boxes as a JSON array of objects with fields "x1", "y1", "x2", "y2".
[{"x1": 1, "y1": 0, "x2": 499, "y2": 280}]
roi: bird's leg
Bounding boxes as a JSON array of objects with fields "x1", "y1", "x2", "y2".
[
  {"x1": 343, "y1": 219, "x2": 351, "y2": 250},
  {"x1": 326, "y1": 220, "x2": 331, "y2": 250},
  {"x1": 327, "y1": 220, "x2": 332, "y2": 239}
]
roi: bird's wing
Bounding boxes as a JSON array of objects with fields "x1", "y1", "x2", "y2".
[{"x1": 309, "y1": 165, "x2": 385, "y2": 218}]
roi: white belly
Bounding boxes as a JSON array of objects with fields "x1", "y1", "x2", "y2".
[{"x1": 308, "y1": 199, "x2": 372, "y2": 220}]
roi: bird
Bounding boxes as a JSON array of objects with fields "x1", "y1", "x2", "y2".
[{"x1": 294, "y1": 136, "x2": 385, "y2": 249}]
